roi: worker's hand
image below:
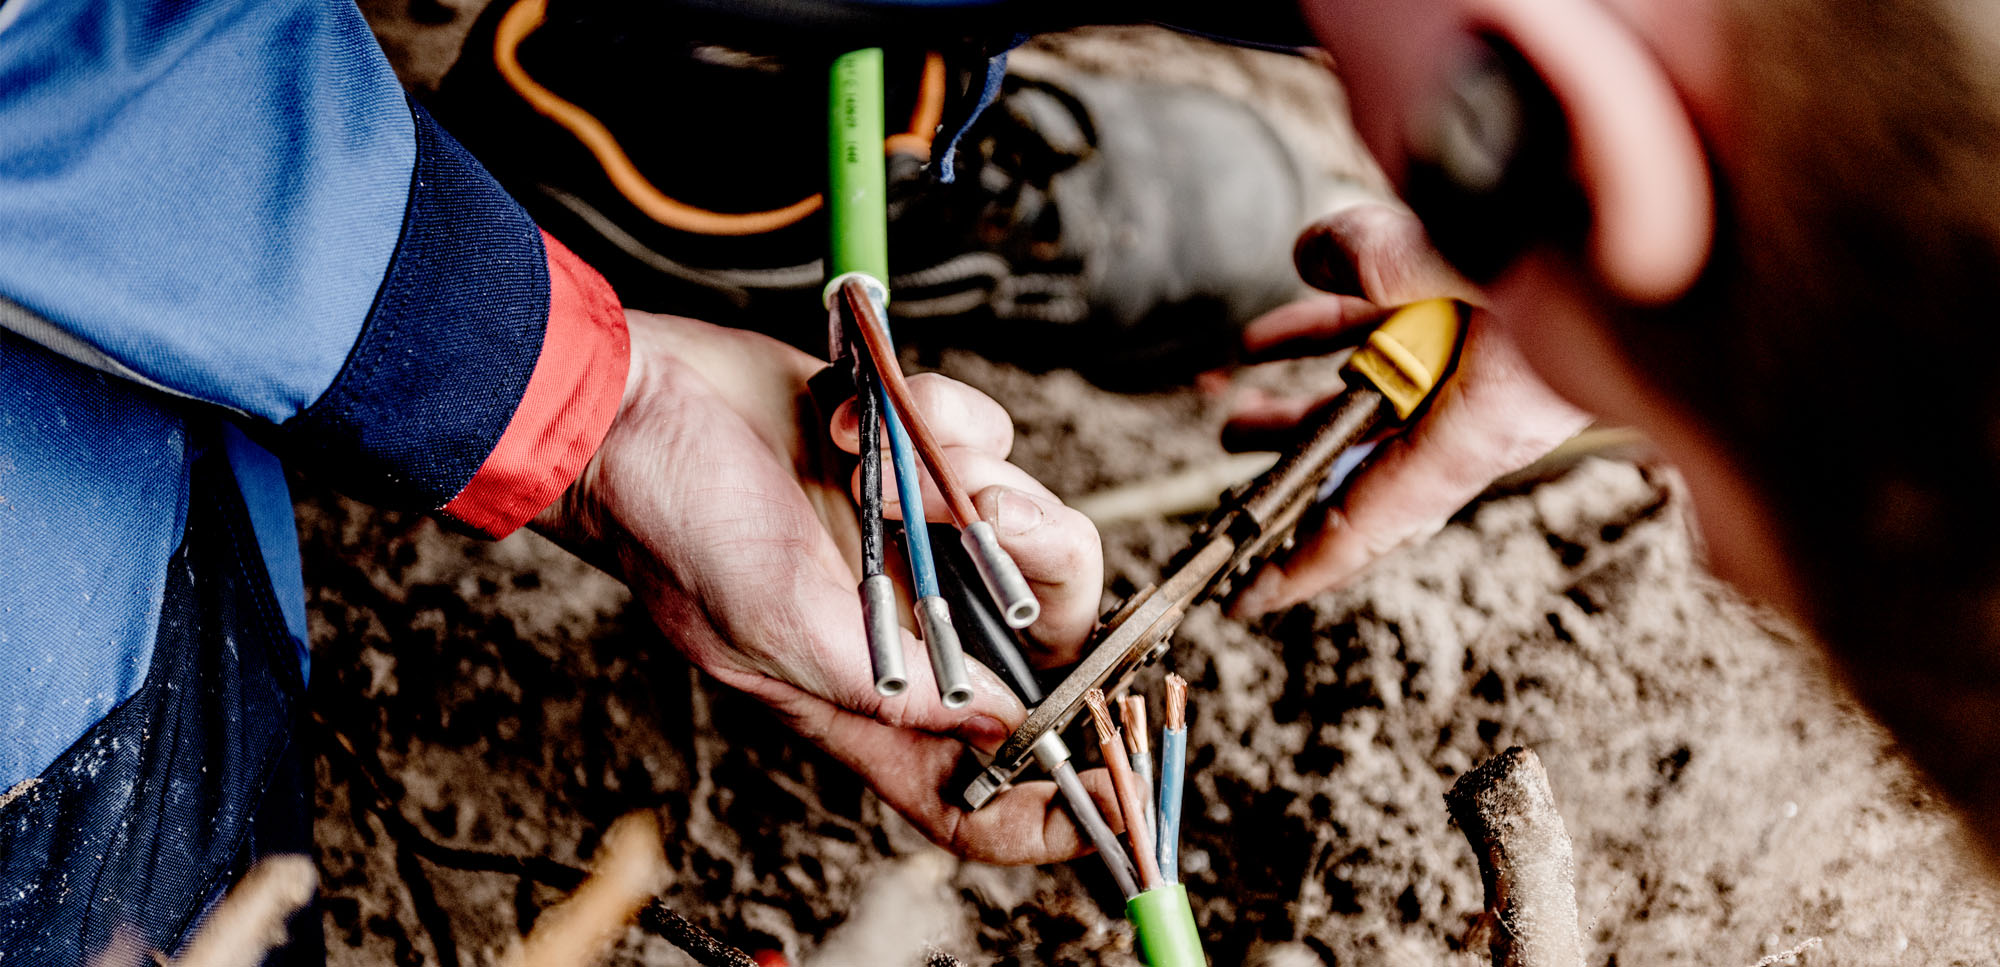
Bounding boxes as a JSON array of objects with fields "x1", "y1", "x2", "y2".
[
  {"x1": 1227, "y1": 202, "x2": 1591, "y2": 615},
  {"x1": 534, "y1": 310, "x2": 1114, "y2": 864}
]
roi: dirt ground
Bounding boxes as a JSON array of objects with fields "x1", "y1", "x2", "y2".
[
  {"x1": 305, "y1": 350, "x2": 2000, "y2": 967},
  {"x1": 310, "y1": 8, "x2": 2000, "y2": 966}
]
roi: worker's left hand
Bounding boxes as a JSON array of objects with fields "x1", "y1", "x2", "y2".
[
  {"x1": 1226, "y1": 202, "x2": 1592, "y2": 614},
  {"x1": 533, "y1": 310, "x2": 1115, "y2": 864}
]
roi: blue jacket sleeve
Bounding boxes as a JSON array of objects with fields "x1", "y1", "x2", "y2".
[{"x1": 0, "y1": 0, "x2": 629, "y2": 531}]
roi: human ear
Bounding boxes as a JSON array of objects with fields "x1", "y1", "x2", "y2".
[{"x1": 1402, "y1": 0, "x2": 1714, "y2": 306}]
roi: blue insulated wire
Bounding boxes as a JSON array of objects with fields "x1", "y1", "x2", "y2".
[
  {"x1": 883, "y1": 391, "x2": 940, "y2": 599},
  {"x1": 1157, "y1": 725, "x2": 1188, "y2": 883},
  {"x1": 848, "y1": 281, "x2": 940, "y2": 600}
]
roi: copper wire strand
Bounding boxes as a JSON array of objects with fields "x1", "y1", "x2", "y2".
[
  {"x1": 843, "y1": 281, "x2": 983, "y2": 528},
  {"x1": 495, "y1": 0, "x2": 945, "y2": 235},
  {"x1": 1166, "y1": 674, "x2": 1188, "y2": 731},
  {"x1": 1119, "y1": 695, "x2": 1150, "y2": 757},
  {"x1": 1085, "y1": 689, "x2": 1165, "y2": 890}
]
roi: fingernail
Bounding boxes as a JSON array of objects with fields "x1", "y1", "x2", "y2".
[
  {"x1": 994, "y1": 488, "x2": 1045, "y2": 536},
  {"x1": 1294, "y1": 226, "x2": 1363, "y2": 296},
  {"x1": 962, "y1": 715, "x2": 1011, "y2": 753}
]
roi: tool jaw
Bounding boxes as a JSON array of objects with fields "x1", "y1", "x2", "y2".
[
  {"x1": 956, "y1": 302, "x2": 1460, "y2": 810},
  {"x1": 955, "y1": 386, "x2": 1394, "y2": 811}
]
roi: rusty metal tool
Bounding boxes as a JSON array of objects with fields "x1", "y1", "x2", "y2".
[{"x1": 958, "y1": 298, "x2": 1465, "y2": 809}]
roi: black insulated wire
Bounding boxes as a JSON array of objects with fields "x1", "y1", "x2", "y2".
[
  {"x1": 931, "y1": 522, "x2": 1043, "y2": 703},
  {"x1": 856, "y1": 358, "x2": 887, "y2": 578}
]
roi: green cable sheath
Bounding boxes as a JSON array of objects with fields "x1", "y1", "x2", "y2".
[
  {"x1": 827, "y1": 47, "x2": 891, "y2": 288},
  {"x1": 830, "y1": 46, "x2": 1202, "y2": 959},
  {"x1": 828, "y1": 48, "x2": 947, "y2": 612},
  {"x1": 1126, "y1": 884, "x2": 1206, "y2": 966}
]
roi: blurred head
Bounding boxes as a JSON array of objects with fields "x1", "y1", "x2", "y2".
[{"x1": 1304, "y1": 0, "x2": 2000, "y2": 852}]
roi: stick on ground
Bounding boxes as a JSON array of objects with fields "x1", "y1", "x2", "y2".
[
  {"x1": 173, "y1": 855, "x2": 318, "y2": 967},
  {"x1": 1445, "y1": 747, "x2": 1585, "y2": 967},
  {"x1": 637, "y1": 901, "x2": 761, "y2": 967},
  {"x1": 508, "y1": 811, "x2": 669, "y2": 967}
]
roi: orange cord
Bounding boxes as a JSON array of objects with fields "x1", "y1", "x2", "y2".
[
  {"x1": 494, "y1": 0, "x2": 947, "y2": 236},
  {"x1": 886, "y1": 52, "x2": 948, "y2": 159}
]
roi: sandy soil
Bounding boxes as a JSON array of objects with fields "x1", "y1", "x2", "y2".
[
  {"x1": 306, "y1": 346, "x2": 2000, "y2": 966},
  {"x1": 310, "y1": 11, "x2": 2000, "y2": 966}
]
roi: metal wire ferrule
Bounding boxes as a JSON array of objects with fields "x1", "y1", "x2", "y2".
[
  {"x1": 962, "y1": 520, "x2": 1040, "y2": 629},
  {"x1": 860, "y1": 574, "x2": 906, "y2": 696},
  {"x1": 914, "y1": 595, "x2": 972, "y2": 708}
]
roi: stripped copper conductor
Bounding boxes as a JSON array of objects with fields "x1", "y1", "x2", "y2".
[
  {"x1": 1084, "y1": 688, "x2": 1118, "y2": 746},
  {"x1": 1085, "y1": 688, "x2": 1164, "y2": 889},
  {"x1": 1119, "y1": 694, "x2": 1150, "y2": 757},
  {"x1": 1166, "y1": 673, "x2": 1188, "y2": 731}
]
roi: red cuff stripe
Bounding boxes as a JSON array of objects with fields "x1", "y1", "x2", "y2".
[{"x1": 441, "y1": 231, "x2": 628, "y2": 537}]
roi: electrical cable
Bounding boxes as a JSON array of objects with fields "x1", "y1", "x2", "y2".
[
  {"x1": 931, "y1": 522, "x2": 1042, "y2": 702},
  {"x1": 1052, "y1": 758, "x2": 1141, "y2": 899},
  {"x1": 856, "y1": 358, "x2": 888, "y2": 580},
  {"x1": 842, "y1": 280, "x2": 982, "y2": 528},
  {"x1": 851, "y1": 336, "x2": 906, "y2": 696},
  {"x1": 1086, "y1": 689, "x2": 1165, "y2": 891},
  {"x1": 494, "y1": 0, "x2": 946, "y2": 235},
  {"x1": 932, "y1": 524, "x2": 1145, "y2": 902},
  {"x1": 888, "y1": 52, "x2": 948, "y2": 159},
  {"x1": 882, "y1": 383, "x2": 938, "y2": 599},
  {"x1": 881, "y1": 363, "x2": 968, "y2": 705},
  {"x1": 1120, "y1": 694, "x2": 1157, "y2": 840},
  {"x1": 827, "y1": 49, "x2": 969, "y2": 708},
  {"x1": 843, "y1": 279, "x2": 1041, "y2": 629},
  {"x1": 1158, "y1": 674, "x2": 1188, "y2": 884}
]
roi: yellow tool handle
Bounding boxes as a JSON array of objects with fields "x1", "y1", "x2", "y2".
[{"x1": 1344, "y1": 298, "x2": 1464, "y2": 420}]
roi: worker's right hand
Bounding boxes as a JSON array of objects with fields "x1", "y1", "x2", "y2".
[{"x1": 532, "y1": 310, "x2": 1117, "y2": 864}]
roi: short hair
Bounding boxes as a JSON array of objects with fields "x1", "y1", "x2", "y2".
[{"x1": 1615, "y1": 0, "x2": 2000, "y2": 852}]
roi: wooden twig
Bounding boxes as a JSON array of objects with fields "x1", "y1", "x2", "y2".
[
  {"x1": 316, "y1": 710, "x2": 587, "y2": 890},
  {"x1": 1445, "y1": 748, "x2": 1585, "y2": 967},
  {"x1": 173, "y1": 855, "x2": 318, "y2": 967},
  {"x1": 637, "y1": 901, "x2": 760, "y2": 967},
  {"x1": 1069, "y1": 453, "x2": 1279, "y2": 526},
  {"x1": 508, "y1": 812, "x2": 669, "y2": 967},
  {"x1": 317, "y1": 711, "x2": 762, "y2": 967}
]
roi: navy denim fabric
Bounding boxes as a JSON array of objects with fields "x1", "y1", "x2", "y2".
[
  {"x1": 935, "y1": 45, "x2": 1017, "y2": 184},
  {"x1": 0, "y1": 437, "x2": 313, "y2": 964},
  {"x1": 282, "y1": 100, "x2": 551, "y2": 510}
]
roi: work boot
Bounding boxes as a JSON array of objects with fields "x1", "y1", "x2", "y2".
[
  {"x1": 429, "y1": 2, "x2": 1358, "y2": 386},
  {"x1": 899, "y1": 63, "x2": 1359, "y2": 384}
]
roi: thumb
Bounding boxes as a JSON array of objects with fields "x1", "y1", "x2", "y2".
[{"x1": 1293, "y1": 202, "x2": 1479, "y2": 305}]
